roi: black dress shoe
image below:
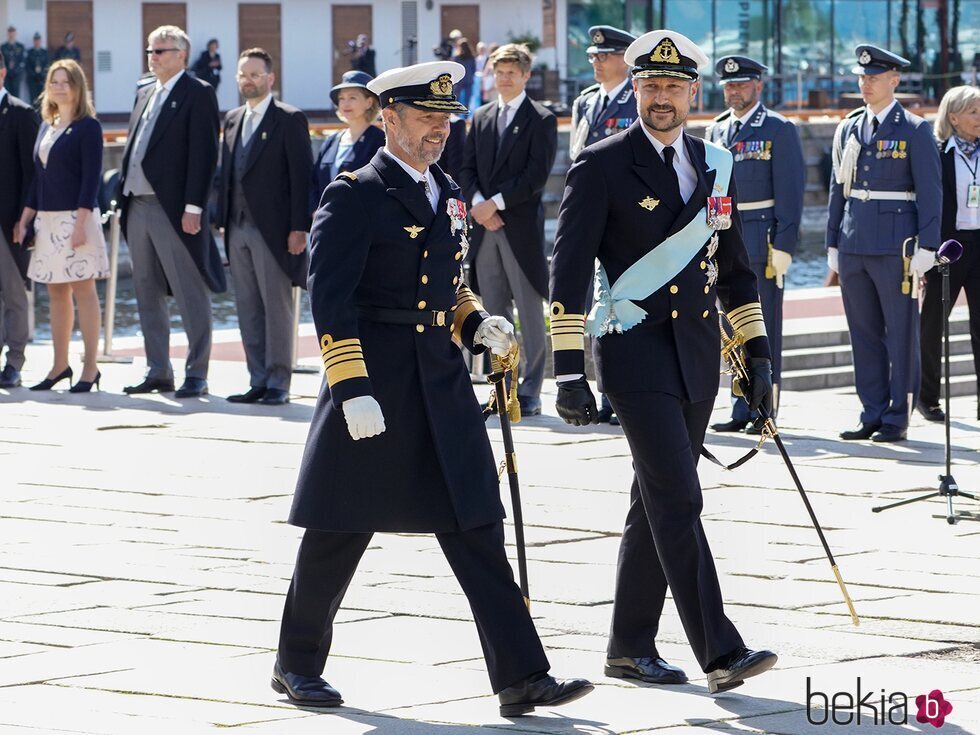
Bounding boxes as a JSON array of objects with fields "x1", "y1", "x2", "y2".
[
  {"x1": 260, "y1": 388, "x2": 290, "y2": 405},
  {"x1": 711, "y1": 418, "x2": 749, "y2": 433},
  {"x1": 706, "y1": 647, "x2": 778, "y2": 694},
  {"x1": 916, "y1": 401, "x2": 945, "y2": 422},
  {"x1": 609, "y1": 413, "x2": 620, "y2": 426},
  {"x1": 839, "y1": 422, "x2": 881, "y2": 440},
  {"x1": 270, "y1": 663, "x2": 343, "y2": 707},
  {"x1": 124, "y1": 377, "x2": 175, "y2": 395},
  {"x1": 517, "y1": 395, "x2": 542, "y2": 416},
  {"x1": 872, "y1": 424, "x2": 907, "y2": 443},
  {"x1": 498, "y1": 672, "x2": 593, "y2": 717},
  {"x1": 605, "y1": 656, "x2": 688, "y2": 685},
  {"x1": 175, "y1": 378, "x2": 209, "y2": 398},
  {"x1": 227, "y1": 386, "x2": 267, "y2": 403},
  {"x1": 69, "y1": 371, "x2": 101, "y2": 393},
  {"x1": 744, "y1": 417, "x2": 771, "y2": 436},
  {"x1": 29, "y1": 366, "x2": 73, "y2": 391},
  {"x1": 0, "y1": 365, "x2": 22, "y2": 388}
]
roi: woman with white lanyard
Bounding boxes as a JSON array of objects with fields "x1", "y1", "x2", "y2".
[{"x1": 919, "y1": 85, "x2": 980, "y2": 421}]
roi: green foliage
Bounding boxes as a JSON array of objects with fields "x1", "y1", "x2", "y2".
[{"x1": 506, "y1": 32, "x2": 542, "y2": 53}]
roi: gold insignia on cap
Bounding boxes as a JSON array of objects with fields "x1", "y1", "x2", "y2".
[
  {"x1": 859, "y1": 50, "x2": 872, "y2": 65},
  {"x1": 651, "y1": 38, "x2": 681, "y2": 65},
  {"x1": 404, "y1": 225, "x2": 425, "y2": 239},
  {"x1": 591, "y1": 30, "x2": 605, "y2": 44},
  {"x1": 724, "y1": 58, "x2": 739, "y2": 73},
  {"x1": 430, "y1": 74, "x2": 454, "y2": 97},
  {"x1": 639, "y1": 196, "x2": 660, "y2": 211}
]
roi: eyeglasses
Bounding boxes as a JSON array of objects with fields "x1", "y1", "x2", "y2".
[
  {"x1": 587, "y1": 52, "x2": 624, "y2": 64},
  {"x1": 236, "y1": 71, "x2": 269, "y2": 81},
  {"x1": 146, "y1": 47, "x2": 179, "y2": 56}
]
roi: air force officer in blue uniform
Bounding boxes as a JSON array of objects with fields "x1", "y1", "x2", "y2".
[
  {"x1": 708, "y1": 55, "x2": 805, "y2": 434},
  {"x1": 827, "y1": 45, "x2": 942, "y2": 443},
  {"x1": 551, "y1": 30, "x2": 778, "y2": 695}
]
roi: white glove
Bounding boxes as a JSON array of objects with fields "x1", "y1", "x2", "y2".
[
  {"x1": 771, "y1": 249, "x2": 792, "y2": 288},
  {"x1": 342, "y1": 395, "x2": 386, "y2": 441},
  {"x1": 911, "y1": 247, "x2": 937, "y2": 277},
  {"x1": 827, "y1": 247, "x2": 839, "y2": 274},
  {"x1": 475, "y1": 316, "x2": 515, "y2": 356}
]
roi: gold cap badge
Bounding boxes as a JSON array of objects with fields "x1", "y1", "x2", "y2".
[
  {"x1": 651, "y1": 38, "x2": 681, "y2": 65},
  {"x1": 429, "y1": 74, "x2": 454, "y2": 97}
]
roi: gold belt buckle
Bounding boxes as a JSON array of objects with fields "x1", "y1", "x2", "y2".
[{"x1": 431, "y1": 310, "x2": 447, "y2": 327}]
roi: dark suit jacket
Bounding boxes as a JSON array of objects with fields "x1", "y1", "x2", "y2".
[
  {"x1": 217, "y1": 99, "x2": 314, "y2": 288},
  {"x1": 26, "y1": 116, "x2": 102, "y2": 212},
  {"x1": 458, "y1": 95, "x2": 558, "y2": 298},
  {"x1": 0, "y1": 92, "x2": 40, "y2": 247},
  {"x1": 118, "y1": 71, "x2": 225, "y2": 293},
  {"x1": 310, "y1": 124, "x2": 384, "y2": 214},
  {"x1": 291, "y1": 150, "x2": 499, "y2": 533},
  {"x1": 550, "y1": 123, "x2": 768, "y2": 400}
]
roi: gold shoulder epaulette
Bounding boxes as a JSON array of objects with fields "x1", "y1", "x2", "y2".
[{"x1": 336, "y1": 171, "x2": 357, "y2": 181}]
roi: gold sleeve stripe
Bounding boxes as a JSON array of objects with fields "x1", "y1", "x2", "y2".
[
  {"x1": 728, "y1": 302, "x2": 768, "y2": 341},
  {"x1": 549, "y1": 302, "x2": 586, "y2": 351},
  {"x1": 453, "y1": 287, "x2": 484, "y2": 333},
  {"x1": 552, "y1": 333, "x2": 585, "y2": 351},
  {"x1": 320, "y1": 334, "x2": 369, "y2": 385}
]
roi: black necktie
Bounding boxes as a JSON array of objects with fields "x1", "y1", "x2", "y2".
[
  {"x1": 663, "y1": 146, "x2": 683, "y2": 206},
  {"x1": 594, "y1": 94, "x2": 609, "y2": 125},
  {"x1": 728, "y1": 120, "x2": 742, "y2": 146},
  {"x1": 871, "y1": 116, "x2": 879, "y2": 139}
]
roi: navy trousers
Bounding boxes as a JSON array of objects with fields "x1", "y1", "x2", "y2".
[
  {"x1": 839, "y1": 252, "x2": 920, "y2": 429},
  {"x1": 606, "y1": 390, "x2": 744, "y2": 671},
  {"x1": 731, "y1": 260, "x2": 784, "y2": 422},
  {"x1": 277, "y1": 521, "x2": 550, "y2": 693}
]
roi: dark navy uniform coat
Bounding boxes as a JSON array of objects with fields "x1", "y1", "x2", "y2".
[
  {"x1": 707, "y1": 104, "x2": 805, "y2": 263},
  {"x1": 828, "y1": 102, "x2": 941, "y2": 253},
  {"x1": 550, "y1": 122, "x2": 769, "y2": 402},
  {"x1": 569, "y1": 81, "x2": 637, "y2": 160},
  {"x1": 290, "y1": 149, "x2": 502, "y2": 533}
]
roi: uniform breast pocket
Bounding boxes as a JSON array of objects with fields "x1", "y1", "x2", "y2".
[{"x1": 879, "y1": 201, "x2": 918, "y2": 244}]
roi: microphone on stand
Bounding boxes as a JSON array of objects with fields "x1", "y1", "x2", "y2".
[{"x1": 937, "y1": 239, "x2": 963, "y2": 266}]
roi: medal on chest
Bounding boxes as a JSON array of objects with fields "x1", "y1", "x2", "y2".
[
  {"x1": 448, "y1": 198, "x2": 469, "y2": 289},
  {"x1": 707, "y1": 196, "x2": 733, "y2": 230}
]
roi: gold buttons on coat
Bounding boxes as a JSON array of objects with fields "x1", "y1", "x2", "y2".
[
  {"x1": 671, "y1": 310, "x2": 678, "y2": 319},
  {"x1": 423, "y1": 250, "x2": 429, "y2": 258},
  {"x1": 418, "y1": 300, "x2": 427, "y2": 309},
  {"x1": 702, "y1": 310, "x2": 709, "y2": 318},
  {"x1": 669, "y1": 284, "x2": 678, "y2": 294},
  {"x1": 416, "y1": 324, "x2": 424, "y2": 333},
  {"x1": 452, "y1": 276, "x2": 459, "y2": 285},
  {"x1": 454, "y1": 251, "x2": 462, "y2": 261},
  {"x1": 700, "y1": 261, "x2": 707, "y2": 270},
  {"x1": 421, "y1": 275, "x2": 428, "y2": 284},
  {"x1": 704, "y1": 285, "x2": 710, "y2": 294}
]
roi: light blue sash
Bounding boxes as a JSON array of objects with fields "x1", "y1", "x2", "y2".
[{"x1": 586, "y1": 141, "x2": 734, "y2": 337}]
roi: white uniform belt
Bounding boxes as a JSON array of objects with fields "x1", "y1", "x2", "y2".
[
  {"x1": 848, "y1": 190, "x2": 917, "y2": 202},
  {"x1": 738, "y1": 199, "x2": 776, "y2": 211}
]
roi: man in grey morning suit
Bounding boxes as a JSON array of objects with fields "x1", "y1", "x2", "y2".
[
  {"x1": 217, "y1": 49, "x2": 314, "y2": 405},
  {"x1": 119, "y1": 25, "x2": 224, "y2": 398}
]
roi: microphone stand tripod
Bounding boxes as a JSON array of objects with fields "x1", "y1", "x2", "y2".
[{"x1": 872, "y1": 257, "x2": 977, "y2": 524}]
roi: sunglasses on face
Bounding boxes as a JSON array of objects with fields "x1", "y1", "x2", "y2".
[{"x1": 146, "y1": 47, "x2": 179, "y2": 56}]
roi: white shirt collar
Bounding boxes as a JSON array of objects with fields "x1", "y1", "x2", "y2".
[
  {"x1": 867, "y1": 98, "x2": 898, "y2": 125},
  {"x1": 733, "y1": 101, "x2": 761, "y2": 127},
  {"x1": 599, "y1": 77, "x2": 630, "y2": 101},
  {"x1": 0, "y1": 87, "x2": 8, "y2": 105},
  {"x1": 245, "y1": 93, "x2": 274, "y2": 121},
  {"x1": 641, "y1": 123, "x2": 686, "y2": 160},
  {"x1": 945, "y1": 137, "x2": 957, "y2": 153},
  {"x1": 155, "y1": 69, "x2": 185, "y2": 94},
  {"x1": 497, "y1": 90, "x2": 526, "y2": 111}
]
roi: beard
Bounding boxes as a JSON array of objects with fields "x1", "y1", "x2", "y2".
[
  {"x1": 640, "y1": 103, "x2": 686, "y2": 133},
  {"x1": 394, "y1": 125, "x2": 446, "y2": 165}
]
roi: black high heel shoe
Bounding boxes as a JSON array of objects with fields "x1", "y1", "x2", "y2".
[
  {"x1": 29, "y1": 366, "x2": 73, "y2": 391},
  {"x1": 69, "y1": 371, "x2": 101, "y2": 393}
]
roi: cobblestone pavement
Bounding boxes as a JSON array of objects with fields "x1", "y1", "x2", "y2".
[{"x1": 1, "y1": 338, "x2": 978, "y2": 734}]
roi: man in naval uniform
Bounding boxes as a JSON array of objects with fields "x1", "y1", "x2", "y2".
[
  {"x1": 708, "y1": 55, "x2": 805, "y2": 434},
  {"x1": 827, "y1": 45, "x2": 941, "y2": 443},
  {"x1": 550, "y1": 30, "x2": 778, "y2": 694},
  {"x1": 569, "y1": 24, "x2": 637, "y2": 425},
  {"x1": 273, "y1": 61, "x2": 592, "y2": 717}
]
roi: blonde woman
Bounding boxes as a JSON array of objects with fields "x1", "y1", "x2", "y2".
[
  {"x1": 15, "y1": 59, "x2": 107, "y2": 392},
  {"x1": 919, "y1": 85, "x2": 980, "y2": 421}
]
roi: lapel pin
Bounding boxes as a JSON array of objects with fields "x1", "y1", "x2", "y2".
[
  {"x1": 261, "y1": 131, "x2": 267, "y2": 140},
  {"x1": 66, "y1": 127, "x2": 72, "y2": 134},
  {"x1": 404, "y1": 225, "x2": 425, "y2": 239},
  {"x1": 171, "y1": 100, "x2": 176, "y2": 109},
  {"x1": 512, "y1": 126, "x2": 519, "y2": 135},
  {"x1": 639, "y1": 196, "x2": 660, "y2": 211}
]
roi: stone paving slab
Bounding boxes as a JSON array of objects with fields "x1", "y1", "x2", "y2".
[{"x1": 1, "y1": 347, "x2": 979, "y2": 733}]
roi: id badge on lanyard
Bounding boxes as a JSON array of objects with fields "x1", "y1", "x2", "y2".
[{"x1": 968, "y1": 183, "x2": 980, "y2": 209}]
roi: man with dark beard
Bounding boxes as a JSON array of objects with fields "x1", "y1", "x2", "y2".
[
  {"x1": 272, "y1": 60, "x2": 592, "y2": 716},
  {"x1": 550, "y1": 30, "x2": 778, "y2": 694}
]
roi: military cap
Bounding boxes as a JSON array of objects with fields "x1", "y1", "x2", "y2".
[
  {"x1": 33, "y1": 32, "x2": 41, "y2": 40},
  {"x1": 330, "y1": 70, "x2": 377, "y2": 106},
  {"x1": 367, "y1": 60, "x2": 469, "y2": 114},
  {"x1": 586, "y1": 25, "x2": 636, "y2": 55},
  {"x1": 6, "y1": 25, "x2": 15, "y2": 33},
  {"x1": 625, "y1": 30, "x2": 709, "y2": 81},
  {"x1": 715, "y1": 55, "x2": 768, "y2": 84},
  {"x1": 852, "y1": 44, "x2": 910, "y2": 75}
]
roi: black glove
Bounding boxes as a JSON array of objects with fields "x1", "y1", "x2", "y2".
[
  {"x1": 746, "y1": 357, "x2": 773, "y2": 416},
  {"x1": 556, "y1": 376, "x2": 599, "y2": 426}
]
